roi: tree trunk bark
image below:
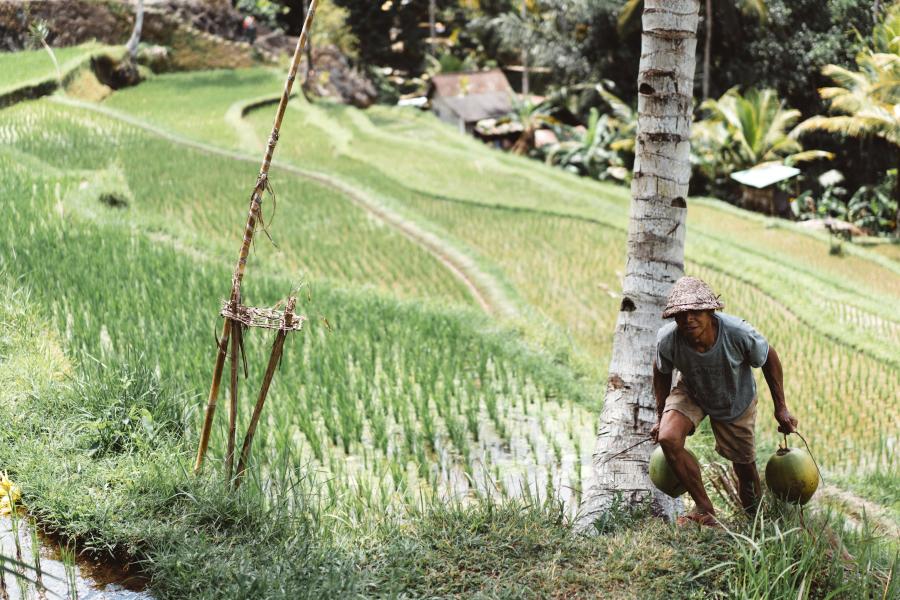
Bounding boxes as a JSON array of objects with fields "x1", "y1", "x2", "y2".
[
  {"x1": 521, "y1": 0, "x2": 529, "y2": 97},
  {"x1": 429, "y1": 0, "x2": 437, "y2": 57},
  {"x1": 702, "y1": 0, "x2": 711, "y2": 100},
  {"x1": 126, "y1": 0, "x2": 144, "y2": 63},
  {"x1": 577, "y1": 0, "x2": 700, "y2": 530}
]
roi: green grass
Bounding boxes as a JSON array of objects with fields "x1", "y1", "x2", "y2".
[{"x1": 0, "y1": 43, "x2": 114, "y2": 96}]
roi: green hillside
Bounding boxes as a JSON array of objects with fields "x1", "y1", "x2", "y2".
[{"x1": 1, "y1": 53, "x2": 897, "y2": 598}]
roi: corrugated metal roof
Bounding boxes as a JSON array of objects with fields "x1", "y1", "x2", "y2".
[{"x1": 730, "y1": 164, "x2": 800, "y2": 188}]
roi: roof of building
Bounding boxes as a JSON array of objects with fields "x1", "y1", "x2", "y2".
[
  {"x1": 432, "y1": 93, "x2": 512, "y2": 123},
  {"x1": 730, "y1": 164, "x2": 801, "y2": 189},
  {"x1": 428, "y1": 69, "x2": 514, "y2": 98}
]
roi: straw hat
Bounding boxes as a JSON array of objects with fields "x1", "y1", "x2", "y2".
[{"x1": 662, "y1": 276, "x2": 724, "y2": 318}]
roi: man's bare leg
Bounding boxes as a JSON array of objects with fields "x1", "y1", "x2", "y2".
[
  {"x1": 732, "y1": 461, "x2": 761, "y2": 514},
  {"x1": 657, "y1": 410, "x2": 715, "y2": 516}
]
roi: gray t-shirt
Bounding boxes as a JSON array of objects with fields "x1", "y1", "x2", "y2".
[{"x1": 656, "y1": 312, "x2": 769, "y2": 422}]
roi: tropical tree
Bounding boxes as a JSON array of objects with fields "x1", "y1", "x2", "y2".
[
  {"x1": 578, "y1": 0, "x2": 700, "y2": 527},
  {"x1": 618, "y1": 0, "x2": 766, "y2": 99},
  {"x1": 505, "y1": 96, "x2": 559, "y2": 155},
  {"x1": 795, "y1": 4, "x2": 900, "y2": 231},
  {"x1": 489, "y1": 0, "x2": 599, "y2": 87},
  {"x1": 691, "y1": 87, "x2": 832, "y2": 186}
]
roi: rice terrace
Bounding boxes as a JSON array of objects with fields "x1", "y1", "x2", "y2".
[{"x1": 0, "y1": 0, "x2": 898, "y2": 598}]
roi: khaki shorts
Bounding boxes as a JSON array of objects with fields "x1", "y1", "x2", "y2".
[{"x1": 664, "y1": 380, "x2": 757, "y2": 464}]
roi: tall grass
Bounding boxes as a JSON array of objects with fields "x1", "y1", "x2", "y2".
[{"x1": 707, "y1": 501, "x2": 899, "y2": 599}]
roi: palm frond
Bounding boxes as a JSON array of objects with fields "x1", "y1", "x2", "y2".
[
  {"x1": 785, "y1": 150, "x2": 834, "y2": 163},
  {"x1": 617, "y1": 0, "x2": 643, "y2": 35}
]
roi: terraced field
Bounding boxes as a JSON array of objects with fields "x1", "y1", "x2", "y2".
[
  {"x1": 0, "y1": 52, "x2": 897, "y2": 598},
  {"x1": 74, "y1": 67, "x2": 900, "y2": 483}
]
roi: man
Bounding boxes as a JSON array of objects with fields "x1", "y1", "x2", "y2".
[{"x1": 650, "y1": 276, "x2": 798, "y2": 526}]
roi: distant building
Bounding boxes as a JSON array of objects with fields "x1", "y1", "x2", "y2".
[
  {"x1": 730, "y1": 163, "x2": 800, "y2": 217},
  {"x1": 427, "y1": 69, "x2": 514, "y2": 133}
]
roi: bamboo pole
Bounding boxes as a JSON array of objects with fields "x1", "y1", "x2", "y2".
[
  {"x1": 226, "y1": 324, "x2": 241, "y2": 480},
  {"x1": 193, "y1": 0, "x2": 319, "y2": 474},
  {"x1": 194, "y1": 318, "x2": 231, "y2": 474},
  {"x1": 234, "y1": 298, "x2": 296, "y2": 487}
]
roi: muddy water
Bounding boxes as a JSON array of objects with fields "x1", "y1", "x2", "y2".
[{"x1": 0, "y1": 514, "x2": 152, "y2": 600}]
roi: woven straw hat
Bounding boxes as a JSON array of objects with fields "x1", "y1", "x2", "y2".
[{"x1": 662, "y1": 276, "x2": 724, "y2": 318}]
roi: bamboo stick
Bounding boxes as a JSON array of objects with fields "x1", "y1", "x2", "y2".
[
  {"x1": 193, "y1": 1, "x2": 319, "y2": 474},
  {"x1": 226, "y1": 323, "x2": 241, "y2": 480},
  {"x1": 230, "y1": 0, "x2": 319, "y2": 300},
  {"x1": 234, "y1": 298, "x2": 297, "y2": 487},
  {"x1": 194, "y1": 318, "x2": 232, "y2": 474}
]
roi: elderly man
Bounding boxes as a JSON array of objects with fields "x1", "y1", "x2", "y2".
[{"x1": 650, "y1": 276, "x2": 798, "y2": 526}]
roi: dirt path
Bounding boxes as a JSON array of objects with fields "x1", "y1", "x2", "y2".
[
  {"x1": 52, "y1": 96, "x2": 516, "y2": 318},
  {"x1": 818, "y1": 485, "x2": 900, "y2": 539}
]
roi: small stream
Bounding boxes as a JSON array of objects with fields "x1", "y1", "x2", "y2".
[{"x1": 1, "y1": 514, "x2": 151, "y2": 600}]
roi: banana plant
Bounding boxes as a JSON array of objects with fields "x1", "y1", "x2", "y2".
[
  {"x1": 542, "y1": 86, "x2": 636, "y2": 181},
  {"x1": 544, "y1": 107, "x2": 629, "y2": 181}
]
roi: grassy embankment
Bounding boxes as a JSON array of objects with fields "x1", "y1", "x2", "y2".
[
  {"x1": 0, "y1": 57, "x2": 897, "y2": 597},
  {"x1": 0, "y1": 43, "x2": 121, "y2": 107}
]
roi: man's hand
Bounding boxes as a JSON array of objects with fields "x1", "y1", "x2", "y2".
[
  {"x1": 650, "y1": 421, "x2": 661, "y2": 443},
  {"x1": 775, "y1": 408, "x2": 798, "y2": 434}
]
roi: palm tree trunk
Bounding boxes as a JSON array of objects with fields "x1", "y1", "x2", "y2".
[
  {"x1": 126, "y1": 0, "x2": 144, "y2": 63},
  {"x1": 577, "y1": 0, "x2": 700, "y2": 529},
  {"x1": 702, "y1": 0, "x2": 711, "y2": 99}
]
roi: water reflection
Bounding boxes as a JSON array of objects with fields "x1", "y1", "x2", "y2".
[{"x1": 0, "y1": 515, "x2": 151, "y2": 600}]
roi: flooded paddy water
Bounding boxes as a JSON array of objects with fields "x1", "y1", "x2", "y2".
[{"x1": 0, "y1": 513, "x2": 151, "y2": 600}]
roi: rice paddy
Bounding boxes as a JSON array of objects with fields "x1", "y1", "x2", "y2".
[
  {"x1": 0, "y1": 51, "x2": 897, "y2": 598},
  {"x1": 0, "y1": 110, "x2": 595, "y2": 521}
]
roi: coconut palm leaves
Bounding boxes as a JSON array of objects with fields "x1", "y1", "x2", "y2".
[
  {"x1": 692, "y1": 87, "x2": 831, "y2": 183},
  {"x1": 795, "y1": 5, "x2": 900, "y2": 232},
  {"x1": 795, "y1": 5, "x2": 900, "y2": 148},
  {"x1": 796, "y1": 56, "x2": 899, "y2": 147}
]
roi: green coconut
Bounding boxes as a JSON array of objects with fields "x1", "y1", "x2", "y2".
[
  {"x1": 648, "y1": 445, "x2": 698, "y2": 498},
  {"x1": 765, "y1": 447, "x2": 819, "y2": 505}
]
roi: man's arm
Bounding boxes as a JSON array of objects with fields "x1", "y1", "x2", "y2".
[
  {"x1": 650, "y1": 361, "x2": 672, "y2": 441},
  {"x1": 760, "y1": 345, "x2": 798, "y2": 434}
]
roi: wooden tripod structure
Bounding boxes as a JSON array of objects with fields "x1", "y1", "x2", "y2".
[{"x1": 194, "y1": 0, "x2": 319, "y2": 483}]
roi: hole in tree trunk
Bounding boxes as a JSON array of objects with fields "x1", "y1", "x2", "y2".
[
  {"x1": 671, "y1": 197, "x2": 686, "y2": 208},
  {"x1": 639, "y1": 82, "x2": 655, "y2": 95},
  {"x1": 620, "y1": 297, "x2": 636, "y2": 312}
]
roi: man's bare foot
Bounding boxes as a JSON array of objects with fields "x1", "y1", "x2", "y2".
[{"x1": 676, "y1": 512, "x2": 721, "y2": 528}]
